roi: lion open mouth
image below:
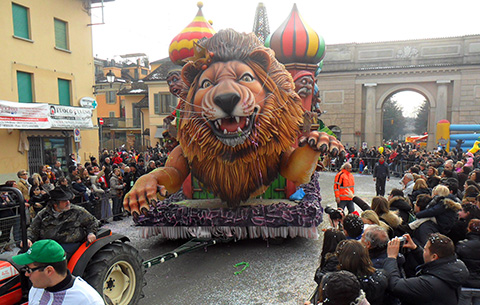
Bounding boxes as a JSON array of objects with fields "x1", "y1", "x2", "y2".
[{"x1": 207, "y1": 109, "x2": 258, "y2": 147}]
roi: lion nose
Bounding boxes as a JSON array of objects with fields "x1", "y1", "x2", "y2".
[{"x1": 214, "y1": 93, "x2": 240, "y2": 116}]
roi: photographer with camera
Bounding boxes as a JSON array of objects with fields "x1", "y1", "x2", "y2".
[{"x1": 384, "y1": 233, "x2": 469, "y2": 305}]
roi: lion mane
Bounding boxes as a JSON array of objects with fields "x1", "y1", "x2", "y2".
[{"x1": 178, "y1": 29, "x2": 304, "y2": 207}]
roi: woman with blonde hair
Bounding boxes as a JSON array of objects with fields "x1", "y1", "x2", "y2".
[
  {"x1": 410, "y1": 178, "x2": 431, "y2": 203},
  {"x1": 371, "y1": 196, "x2": 403, "y2": 236},
  {"x1": 361, "y1": 210, "x2": 393, "y2": 237}
]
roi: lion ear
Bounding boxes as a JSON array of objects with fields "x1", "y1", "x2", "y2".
[
  {"x1": 181, "y1": 62, "x2": 200, "y2": 87},
  {"x1": 249, "y1": 49, "x2": 271, "y2": 71}
]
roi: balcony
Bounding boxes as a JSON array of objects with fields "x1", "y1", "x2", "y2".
[{"x1": 102, "y1": 117, "x2": 141, "y2": 128}]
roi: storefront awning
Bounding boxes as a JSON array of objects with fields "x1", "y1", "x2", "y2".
[{"x1": 25, "y1": 130, "x2": 73, "y2": 138}]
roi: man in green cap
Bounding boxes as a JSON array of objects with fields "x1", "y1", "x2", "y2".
[{"x1": 12, "y1": 239, "x2": 104, "y2": 304}]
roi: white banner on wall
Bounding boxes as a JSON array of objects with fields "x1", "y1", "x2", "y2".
[
  {"x1": 0, "y1": 100, "x2": 50, "y2": 129},
  {"x1": 0, "y1": 101, "x2": 93, "y2": 129},
  {"x1": 49, "y1": 105, "x2": 93, "y2": 128}
]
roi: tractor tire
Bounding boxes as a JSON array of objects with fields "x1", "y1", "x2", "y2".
[{"x1": 82, "y1": 241, "x2": 146, "y2": 305}]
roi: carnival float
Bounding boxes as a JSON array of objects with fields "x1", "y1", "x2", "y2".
[{"x1": 123, "y1": 2, "x2": 345, "y2": 241}]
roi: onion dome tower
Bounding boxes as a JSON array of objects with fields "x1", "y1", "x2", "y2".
[
  {"x1": 169, "y1": 2, "x2": 216, "y2": 65},
  {"x1": 252, "y1": 3, "x2": 270, "y2": 44},
  {"x1": 265, "y1": 4, "x2": 325, "y2": 112},
  {"x1": 265, "y1": 4, "x2": 325, "y2": 65}
]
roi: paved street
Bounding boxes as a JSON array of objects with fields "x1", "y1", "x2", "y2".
[{"x1": 105, "y1": 172, "x2": 402, "y2": 305}]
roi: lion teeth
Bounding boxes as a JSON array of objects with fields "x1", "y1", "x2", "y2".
[
  {"x1": 237, "y1": 127, "x2": 242, "y2": 132},
  {"x1": 215, "y1": 120, "x2": 221, "y2": 129},
  {"x1": 235, "y1": 116, "x2": 240, "y2": 123},
  {"x1": 223, "y1": 129, "x2": 228, "y2": 134},
  {"x1": 246, "y1": 118, "x2": 250, "y2": 125}
]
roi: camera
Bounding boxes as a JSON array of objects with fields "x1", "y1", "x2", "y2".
[
  {"x1": 325, "y1": 206, "x2": 343, "y2": 220},
  {"x1": 398, "y1": 235, "x2": 407, "y2": 248}
]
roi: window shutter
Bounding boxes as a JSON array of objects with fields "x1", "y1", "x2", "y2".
[
  {"x1": 12, "y1": 3, "x2": 29, "y2": 39},
  {"x1": 58, "y1": 78, "x2": 71, "y2": 105},
  {"x1": 17, "y1": 71, "x2": 33, "y2": 103},
  {"x1": 54, "y1": 19, "x2": 68, "y2": 50}
]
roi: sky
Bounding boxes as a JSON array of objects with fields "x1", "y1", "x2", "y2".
[{"x1": 91, "y1": 0, "x2": 479, "y2": 116}]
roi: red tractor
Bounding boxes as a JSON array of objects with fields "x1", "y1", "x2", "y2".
[{"x1": 0, "y1": 186, "x2": 146, "y2": 305}]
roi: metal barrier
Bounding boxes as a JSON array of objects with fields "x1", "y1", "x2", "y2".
[
  {"x1": 322, "y1": 156, "x2": 418, "y2": 177},
  {"x1": 75, "y1": 191, "x2": 125, "y2": 222}
]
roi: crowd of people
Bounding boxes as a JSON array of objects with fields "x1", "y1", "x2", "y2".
[
  {"x1": 0, "y1": 138, "x2": 177, "y2": 252},
  {"x1": 313, "y1": 145, "x2": 480, "y2": 305}
]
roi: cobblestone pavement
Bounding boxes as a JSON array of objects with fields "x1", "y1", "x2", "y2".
[{"x1": 104, "y1": 172, "x2": 401, "y2": 305}]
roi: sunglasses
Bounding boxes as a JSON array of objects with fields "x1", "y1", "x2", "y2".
[{"x1": 23, "y1": 265, "x2": 48, "y2": 274}]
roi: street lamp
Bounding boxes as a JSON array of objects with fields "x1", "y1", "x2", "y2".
[{"x1": 106, "y1": 70, "x2": 115, "y2": 87}]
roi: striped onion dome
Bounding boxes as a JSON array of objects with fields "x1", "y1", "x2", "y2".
[
  {"x1": 265, "y1": 4, "x2": 325, "y2": 65},
  {"x1": 169, "y1": 2, "x2": 216, "y2": 65}
]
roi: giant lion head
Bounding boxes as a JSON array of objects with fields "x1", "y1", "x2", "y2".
[{"x1": 178, "y1": 29, "x2": 304, "y2": 207}]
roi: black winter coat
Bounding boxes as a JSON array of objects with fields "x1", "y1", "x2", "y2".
[
  {"x1": 409, "y1": 188, "x2": 430, "y2": 204},
  {"x1": 447, "y1": 218, "x2": 469, "y2": 245},
  {"x1": 456, "y1": 232, "x2": 480, "y2": 288},
  {"x1": 416, "y1": 196, "x2": 461, "y2": 234},
  {"x1": 383, "y1": 250, "x2": 469, "y2": 305},
  {"x1": 412, "y1": 220, "x2": 439, "y2": 247},
  {"x1": 388, "y1": 196, "x2": 412, "y2": 225}
]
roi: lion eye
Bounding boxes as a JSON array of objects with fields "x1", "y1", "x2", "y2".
[
  {"x1": 201, "y1": 79, "x2": 213, "y2": 89},
  {"x1": 239, "y1": 73, "x2": 254, "y2": 82}
]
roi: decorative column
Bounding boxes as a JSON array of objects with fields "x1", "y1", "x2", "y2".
[
  {"x1": 436, "y1": 80, "x2": 450, "y2": 122},
  {"x1": 364, "y1": 83, "x2": 377, "y2": 146}
]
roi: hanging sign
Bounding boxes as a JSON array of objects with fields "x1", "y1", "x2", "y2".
[
  {"x1": 49, "y1": 105, "x2": 93, "y2": 129},
  {"x1": 0, "y1": 100, "x2": 50, "y2": 129}
]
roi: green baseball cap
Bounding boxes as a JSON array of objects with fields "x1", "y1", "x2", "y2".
[{"x1": 12, "y1": 239, "x2": 66, "y2": 265}]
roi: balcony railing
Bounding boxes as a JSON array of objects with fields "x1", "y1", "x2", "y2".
[{"x1": 102, "y1": 117, "x2": 141, "y2": 128}]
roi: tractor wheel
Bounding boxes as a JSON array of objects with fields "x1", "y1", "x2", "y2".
[{"x1": 82, "y1": 241, "x2": 145, "y2": 305}]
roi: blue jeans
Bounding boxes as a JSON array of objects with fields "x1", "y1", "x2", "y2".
[
  {"x1": 338, "y1": 200, "x2": 355, "y2": 214},
  {"x1": 459, "y1": 288, "x2": 480, "y2": 305}
]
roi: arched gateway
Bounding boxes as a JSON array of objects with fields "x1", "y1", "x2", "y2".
[{"x1": 317, "y1": 35, "x2": 480, "y2": 150}]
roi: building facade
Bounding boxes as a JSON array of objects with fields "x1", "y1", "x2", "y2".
[
  {"x1": 317, "y1": 35, "x2": 480, "y2": 150},
  {"x1": 94, "y1": 56, "x2": 150, "y2": 151},
  {"x1": 0, "y1": 0, "x2": 99, "y2": 182}
]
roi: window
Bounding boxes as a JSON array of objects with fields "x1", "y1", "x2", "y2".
[
  {"x1": 12, "y1": 3, "x2": 30, "y2": 40},
  {"x1": 17, "y1": 71, "x2": 33, "y2": 103},
  {"x1": 141, "y1": 69, "x2": 148, "y2": 75},
  {"x1": 154, "y1": 93, "x2": 177, "y2": 114},
  {"x1": 109, "y1": 111, "x2": 115, "y2": 117},
  {"x1": 58, "y1": 78, "x2": 71, "y2": 106},
  {"x1": 154, "y1": 94, "x2": 160, "y2": 114},
  {"x1": 106, "y1": 91, "x2": 116, "y2": 104},
  {"x1": 54, "y1": 18, "x2": 68, "y2": 50}
]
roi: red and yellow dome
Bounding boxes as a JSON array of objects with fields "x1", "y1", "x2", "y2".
[
  {"x1": 169, "y1": 2, "x2": 216, "y2": 65},
  {"x1": 265, "y1": 4, "x2": 325, "y2": 65}
]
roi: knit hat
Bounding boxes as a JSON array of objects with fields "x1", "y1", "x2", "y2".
[{"x1": 12, "y1": 239, "x2": 66, "y2": 265}]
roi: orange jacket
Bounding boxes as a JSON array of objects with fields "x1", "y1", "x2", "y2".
[{"x1": 334, "y1": 169, "x2": 355, "y2": 201}]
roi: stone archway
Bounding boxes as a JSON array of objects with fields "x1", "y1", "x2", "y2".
[
  {"x1": 364, "y1": 82, "x2": 446, "y2": 150},
  {"x1": 316, "y1": 35, "x2": 480, "y2": 151},
  {"x1": 375, "y1": 84, "x2": 437, "y2": 149}
]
